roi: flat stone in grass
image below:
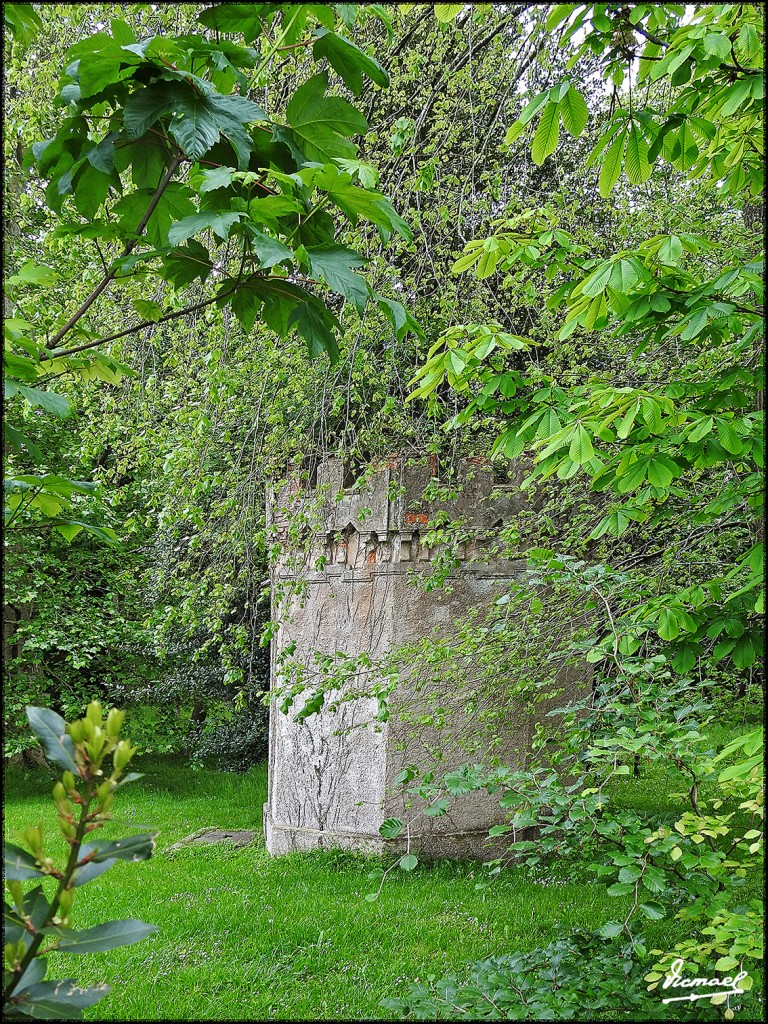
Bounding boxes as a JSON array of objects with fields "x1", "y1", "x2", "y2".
[{"x1": 167, "y1": 828, "x2": 258, "y2": 852}]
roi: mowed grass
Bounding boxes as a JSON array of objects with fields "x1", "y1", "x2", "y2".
[{"x1": 0, "y1": 757, "x2": 719, "y2": 1020}]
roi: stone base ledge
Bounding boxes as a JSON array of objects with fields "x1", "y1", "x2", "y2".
[{"x1": 263, "y1": 804, "x2": 510, "y2": 860}]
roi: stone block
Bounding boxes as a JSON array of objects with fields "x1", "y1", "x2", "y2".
[{"x1": 264, "y1": 457, "x2": 586, "y2": 858}]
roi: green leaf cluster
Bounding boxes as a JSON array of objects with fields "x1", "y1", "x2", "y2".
[{"x1": 3, "y1": 704, "x2": 156, "y2": 1020}]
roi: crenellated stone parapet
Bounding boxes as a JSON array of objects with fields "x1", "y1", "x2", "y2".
[{"x1": 268, "y1": 456, "x2": 527, "y2": 575}]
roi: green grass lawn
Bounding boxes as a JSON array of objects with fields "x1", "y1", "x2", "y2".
[{"x1": 0, "y1": 756, "x2": 748, "y2": 1020}]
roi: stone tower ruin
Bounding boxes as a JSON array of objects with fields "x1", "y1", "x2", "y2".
[{"x1": 264, "y1": 456, "x2": 584, "y2": 858}]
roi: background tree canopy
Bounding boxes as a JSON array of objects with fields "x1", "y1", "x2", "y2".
[
  {"x1": 2, "y1": 3, "x2": 763, "y2": 1016},
  {"x1": 4, "y1": 1, "x2": 762, "y2": 749}
]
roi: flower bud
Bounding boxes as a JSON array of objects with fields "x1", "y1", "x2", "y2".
[
  {"x1": 62, "y1": 771, "x2": 76, "y2": 792},
  {"x1": 60, "y1": 819, "x2": 77, "y2": 841},
  {"x1": 113, "y1": 739, "x2": 135, "y2": 775},
  {"x1": 97, "y1": 780, "x2": 114, "y2": 802},
  {"x1": 53, "y1": 782, "x2": 67, "y2": 804},
  {"x1": 86, "y1": 701, "x2": 103, "y2": 727},
  {"x1": 87, "y1": 724, "x2": 109, "y2": 760},
  {"x1": 96, "y1": 781, "x2": 115, "y2": 812},
  {"x1": 58, "y1": 889, "x2": 74, "y2": 915},
  {"x1": 6, "y1": 880, "x2": 23, "y2": 908},
  {"x1": 67, "y1": 720, "x2": 85, "y2": 743},
  {"x1": 106, "y1": 708, "x2": 125, "y2": 738},
  {"x1": 56, "y1": 796, "x2": 75, "y2": 819},
  {"x1": 4, "y1": 941, "x2": 21, "y2": 969},
  {"x1": 24, "y1": 825, "x2": 43, "y2": 858}
]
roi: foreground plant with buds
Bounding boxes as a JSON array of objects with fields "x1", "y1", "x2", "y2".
[{"x1": 3, "y1": 704, "x2": 158, "y2": 1020}]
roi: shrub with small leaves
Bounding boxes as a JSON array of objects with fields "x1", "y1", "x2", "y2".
[
  {"x1": 382, "y1": 931, "x2": 676, "y2": 1020},
  {"x1": 191, "y1": 699, "x2": 269, "y2": 772},
  {"x1": 3, "y1": 703, "x2": 158, "y2": 1020}
]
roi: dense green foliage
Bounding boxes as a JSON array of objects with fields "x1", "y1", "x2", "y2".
[
  {"x1": 382, "y1": 933, "x2": 670, "y2": 1020},
  {"x1": 3, "y1": 2, "x2": 764, "y2": 1020},
  {"x1": 3, "y1": 1, "x2": 424, "y2": 759},
  {"x1": 412, "y1": 2, "x2": 764, "y2": 680},
  {"x1": 391, "y1": 4, "x2": 764, "y2": 1016}
]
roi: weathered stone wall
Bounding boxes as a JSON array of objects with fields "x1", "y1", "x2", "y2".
[{"x1": 264, "y1": 457, "x2": 584, "y2": 858}]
